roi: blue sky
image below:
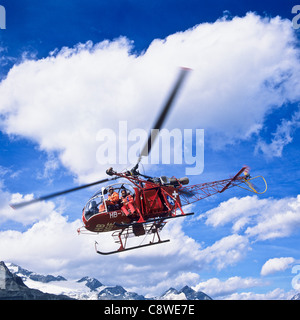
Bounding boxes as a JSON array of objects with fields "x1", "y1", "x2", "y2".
[{"x1": 0, "y1": 0, "x2": 300, "y2": 299}]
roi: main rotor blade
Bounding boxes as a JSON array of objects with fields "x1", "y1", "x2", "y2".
[
  {"x1": 10, "y1": 177, "x2": 118, "y2": 209},
  {"x1": 140, "y1": 67, "x2": 191, "y2": 158}
]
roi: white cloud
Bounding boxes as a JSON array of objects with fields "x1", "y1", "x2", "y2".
[
  {"x1": 193, "y1": 275, "x2": 297, "y2": 300},
  {"x1": 37, "y1": 152, "x2": 60, "y2": 182},
  {"x1": 197, "y1": 234, "x2": 250, "y2": 270},
  {"x1": 245, "y1": 195, "x2": 300, "y2": 241},
  {"x1": 203, "y1": 195, "x2": 268, "y2": 230},
  {"x1": 204, "y1": 194, "x2": 300, "y2": 241},
  {"x1": 0, "y1": 189, "x2": 56, "y2": 226},
  {"x1": 0, "y1": 212, "x2": 96, "y2": 274},
  {"x1": 224, "y1": 288, "x2": 294, "y2": 300},
  {"x1": 261, "y1": 257, "x2": 295, "y2": 276},
  {"x1": 0, "y1": 13, "x2": 299, "y2": 182},
  {"x1": 256, "y1": 106, "x2": 300, "y2": 158},
  {"x1": 193, "y1": 276, "x2": 264, "y2": 298},
  {"x1": 192, "y1": 275, "x2": 297, "y2": 300}
]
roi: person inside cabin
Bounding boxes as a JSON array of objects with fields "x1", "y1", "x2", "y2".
[
  {"x1": 120, "y1": 189, "x2": 136, "y2": 216},
  {"x1": 107, "y1": 186, "x2": 120, "y2": 211},
  {"x1": 98, "y1": 201, "x2": 105, "y2": 213}
]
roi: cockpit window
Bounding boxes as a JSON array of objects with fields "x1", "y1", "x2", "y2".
[
  {"x1": 84, "y1": 183, "x2": 135, "y2": 220},
  {"x1": 84, "y1": 194, "x2": 104, "y2": 220}
]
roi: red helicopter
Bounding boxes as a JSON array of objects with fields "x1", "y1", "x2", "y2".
[{"x1": 10, "y1": 68, "x2": 267, "y2": 255}]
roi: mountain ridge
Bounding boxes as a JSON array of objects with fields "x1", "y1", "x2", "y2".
[
  {"x1": 1, "y1": 261, "x2": 212, "y2": 300},
  {"x1": 0, "y1": 261, "x2": 73, "y2": 300}
]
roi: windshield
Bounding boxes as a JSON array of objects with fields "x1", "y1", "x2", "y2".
[{"x1": 84, "y1": 183, "x2": 135, "y2": 220}]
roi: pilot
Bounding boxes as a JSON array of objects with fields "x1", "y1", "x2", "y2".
[
  {"x1": 107, "y1": 187, "x2": 119, "y2": 211},
  {"x1": 120, "y1": 189, "x2": 136, "y2": 216}
]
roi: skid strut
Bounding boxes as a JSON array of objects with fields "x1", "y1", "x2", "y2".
[{"x1": 95, "y1": 213, "x2": 194, "y2": 255}]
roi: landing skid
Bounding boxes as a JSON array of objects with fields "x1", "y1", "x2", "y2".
[
  {"x1": 95, "y1": 239, "x2": 170, "y2": 255},
  {"x1": 95, "y1": 212, "x2": 194, "y2": 255}
]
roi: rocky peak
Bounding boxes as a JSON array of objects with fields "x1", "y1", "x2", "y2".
[
  {"x1": 0, "y1": 261, "x2": 26, "y2": 291},
  {"x1": 77, "y1": 276, "x2": 103, "y2": 291},
  {"x1": 180, "y1": 285, "x2": 212, "y2": 300},
  {"x1": 161, "y1": 285, "x2": 212, "y2": 300}
]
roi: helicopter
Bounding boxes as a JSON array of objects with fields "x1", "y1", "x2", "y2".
[{"x1": 10, "y1": 68, "x2": 267, "y2": 255}]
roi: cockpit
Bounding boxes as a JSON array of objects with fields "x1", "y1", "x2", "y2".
[{"x1": 83, "y1": 183, "x2": 135, "y2": 220}]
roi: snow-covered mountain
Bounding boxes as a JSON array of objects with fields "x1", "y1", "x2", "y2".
[
  {"x1": 0, "y1": 261, "x2": 72, "y2": 300},
  {"x1": 2, "y1": 261, "x2": 212, "y2": 300},
  {"x1": 161, "y1": 286, "x2": 211, "y2": 300},
  {"x1": 291, "y1": 293, "x2": 300, "y2": 300},
  {"x1": 6, "y1": 262, "x2": 131, "y2": 300}
]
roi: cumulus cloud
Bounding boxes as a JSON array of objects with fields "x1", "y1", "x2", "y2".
[
  {"x1": 0, "y1": 211, "x2": 96, "y2": 274},
  {"x1": 193, "y1": 276, "x2": 264, "y2": 298},
  {"x1": 204, "y1": 194, "x2": 300, "y2": 241},
  {"x1": 192, "y1": 275, "x2": 296, "y2": 300},
  {"x1": 197, "y1": 234, "x2": 250, "y2": 270},
  {"x1": 261, "y1": 257, "x2": 295, "y2": 276},
  {"x1": 224, "y1": 288, "x2": 294, "y2": 300},
  {"x1": 245, "y1": 195, "x2": 300, "y2": 241},
  {"x1": 256, "y1": 106, "x2": 300, "y2": 158},
  {"x1": 203, "y1": 195, "x2": 268, "y2": 231},
  {"x1": 0, "y1": 187, "x2": 56, "y2": 226},
  {"x1": 0, "y1": 13, "x2": 299, "y2": 182}
]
